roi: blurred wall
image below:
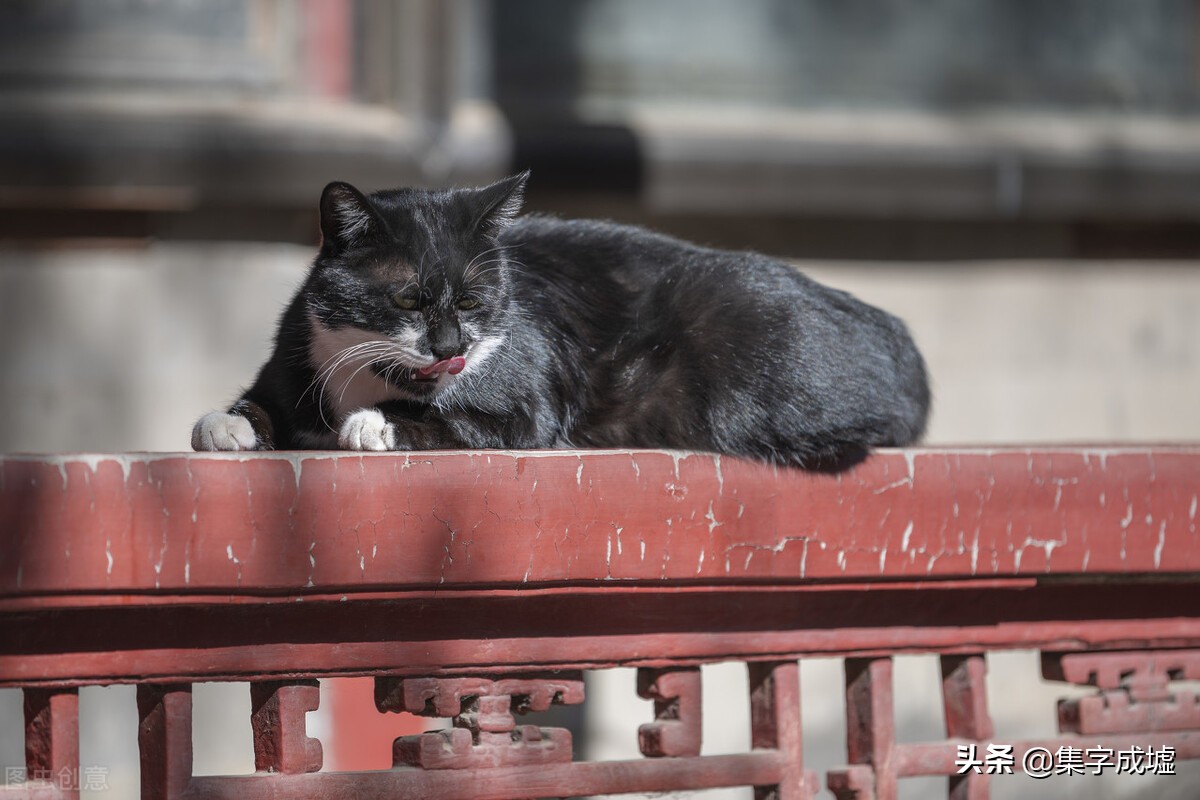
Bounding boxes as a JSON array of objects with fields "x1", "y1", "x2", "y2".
[{"x1": 2, "y1": 245, "x2": 1198, "y2": 454}]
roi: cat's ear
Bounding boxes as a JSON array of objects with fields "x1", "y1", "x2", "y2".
[
  {"x1": 319, "y1": 181, "x2": 385, "y2": 250},
  {"x1": 472, "y1": 170, "x2": 529, "y2": 235}
]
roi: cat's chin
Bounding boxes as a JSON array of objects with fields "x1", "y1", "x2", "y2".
[
  {"x1": 384, "y1": 370, "x2": 455, "y2": 400},
  {"x1": 401, "y1": 376, "x2": 443, "y2": 396}
]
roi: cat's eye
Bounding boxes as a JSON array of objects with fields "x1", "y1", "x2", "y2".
[
  {"x1": 393, "y1": 294, "x2": 419, "y2": 310},
  {"x1": 457, "y1": 297, "x2": 480, "y2": 310}
]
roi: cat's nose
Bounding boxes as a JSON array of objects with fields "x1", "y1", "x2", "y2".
[
  {"x1": 429, "y1": 323, "x2": 462, "y2": 360},
  {"x1": 431, "y1": 342, "x2": 461, "y2": 360}
]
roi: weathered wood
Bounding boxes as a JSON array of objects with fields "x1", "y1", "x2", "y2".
[
  {"x1": 1045, "y1": 650, "x2": 1200, "y2": 735},
  {"x1": 183, "y1": 752, "x2": 785, "y2": 799},
  {"x1": 377, "y1": 673, "x2": 584, "y2": 770},
  {"x1": 8, "y1": 580, "x2": 1200, "y2": 687},
  {"x1": 249, "y1": 681, "x2": 323, "y2": 775},
  {"x1": 1, "y1": 448, "x2": 1196, "y2": 596},
  {"x1": 749, "y1": 661, "x2": 811, "y2": 800},
  {"x1": 137, "y1": 684, "x2": 192, "y2": 800},
  {"x1": 1, "y1": 448, "x2": 1198, "y2": 799},
  {"x1": 22, "y1": 687, "x2": 79, "y2": 800},
  {"x1": 637, "y1": 667, "x2": 702, "y2": 758},
  {"x1": 940, "y1": 655, "x2": 992, "y2": 800},
  {"x1": 841, "y1": 658, "x2": 898, "y2": 800}
]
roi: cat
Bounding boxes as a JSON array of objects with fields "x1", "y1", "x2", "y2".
[{"x1": 192, "y1": 171, "x2": 930, "y2": 467}]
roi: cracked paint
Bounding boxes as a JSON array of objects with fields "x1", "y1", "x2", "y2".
[{"x1": 0, "y1": 448, "x2": 1197, "y2": 595}]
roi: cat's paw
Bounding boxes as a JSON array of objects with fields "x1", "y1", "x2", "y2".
[
  {"x1": 338, "y1": 408, "x2": 397, "y2": 451},
  {"x1": 192, "y1": 412, "x2": 258, "y2": 451}
]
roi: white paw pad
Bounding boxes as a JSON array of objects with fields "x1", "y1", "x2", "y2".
[
  {"x1": 338, "y1": 409, "x2": 396, "y2": 451},
  {"x1": 192, "y1": 412, "x2": 258, "y2": 451}
]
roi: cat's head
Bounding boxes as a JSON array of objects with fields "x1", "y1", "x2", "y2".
[{"x1": 304, "y1": 172, "x2": 528, "y2": 400}]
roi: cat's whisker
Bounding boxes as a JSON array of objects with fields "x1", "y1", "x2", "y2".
[
  {"x1": 464, "y1": 256, "x2": 508, "y2": 273},
  {"x1": 322, "y1": 353, "x2": 387, "y2": 425},
  {"x1": 464, "y1": 266, "x2": 507, "y2": 282},
  {"x1": 318, "y1": 340, "x2": 385, "y2": 375},
  {"x1": 308, "y1": 341, "x2": 400, "y2": 432},
  {"x1": 381, "y1": 355, "x2": 415, "y2": 389},
  {"x1": 300, "y1": 341, "x2": 371, "y2": 407},
  {"x1": 379, "y1": 360, "x2": 400, "y2": 386},
  {"x1": 463, "y1": 244, "x2": 510, "y2": 277},
  {"x1": 501, "y1": 256, "x2": 529, "y2": 273},
  {"x1": 302, "y1": 341, "x2": 388, "y2": 404},
  {"x1": 335, "y1": 351, "x2": 408, "y2": 409},
  {"x1": 470, "y1": 253, "x2": 531, "y2": 277},
  {"x1": 333, "y1": 343, "x2": 407, "y2": 384},
  {"x1": 415, "y1": 242, "x2": 438, "y2": 287}
]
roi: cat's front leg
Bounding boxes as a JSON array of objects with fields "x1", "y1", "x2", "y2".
[
  {"x1": 337, "y1": 404, "x2": 503, "y2": 451},
  {"x1": 192, "y1": 398, "x2": 276, "y2": 451},
  {"x1": 337, "y1": 408, "x2": 399, "y2": 451}
]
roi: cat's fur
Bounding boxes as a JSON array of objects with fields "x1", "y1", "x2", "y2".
[{"x1": 192, "y1": 172, "x2": 930, "y2": 466}]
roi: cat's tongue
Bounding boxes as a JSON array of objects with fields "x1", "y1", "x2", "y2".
[{"x1": 417, "y1": 356, "x2": 466, "y2": 378}]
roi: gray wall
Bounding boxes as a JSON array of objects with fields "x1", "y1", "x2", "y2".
[{"x1": 2, "y1": 245, "x2": 1197, "y2": 453}]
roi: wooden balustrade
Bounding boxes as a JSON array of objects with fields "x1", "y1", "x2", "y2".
[{"x1": 1, "y1": 447, "x2": 1198, "y2": 798}]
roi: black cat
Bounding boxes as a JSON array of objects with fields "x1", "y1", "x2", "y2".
[{"x1": 192, "y1": 172, "x2": 930, "y2": 466}]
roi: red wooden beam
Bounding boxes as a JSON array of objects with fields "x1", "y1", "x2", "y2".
[
  {"x1": 184, "y1": 752, "x2": 785, "y2": 799},
  {"x1": 1, "y1": 448, "x2": 1196, "y2": 598},
  {"x1": 6, "y1": 580, "x2": 1200, "y2": 686}
]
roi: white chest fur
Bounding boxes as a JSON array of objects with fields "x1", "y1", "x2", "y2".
[{"x1": 307, "y1": 316, "x2": 408, "y2": 425}]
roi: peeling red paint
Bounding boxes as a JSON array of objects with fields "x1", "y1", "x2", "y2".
[
  {"x1": 2, "y1": 448, "x2": 1199, "y2": 799},
  {"x1": 2, "y1": 448, "x2": 1197, "y2": 598}
]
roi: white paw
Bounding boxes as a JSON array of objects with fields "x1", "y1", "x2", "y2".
[
  {"x1": 338, "y1": 408, "x2": 397, "y2": 451},
  {"x1": 192, "y1": 411, "x2": 258, "y2": 451}
]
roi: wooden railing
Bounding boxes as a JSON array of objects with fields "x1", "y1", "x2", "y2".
[{"x1": 2, "y1": 447, "x2": 1198, "y2": 798}]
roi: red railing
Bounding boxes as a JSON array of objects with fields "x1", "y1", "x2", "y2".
[{"x1": 2, "y1": 447, "x2": 1198, "y2": 798}]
